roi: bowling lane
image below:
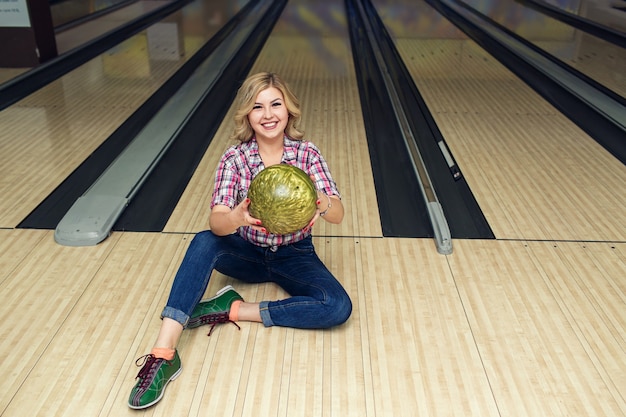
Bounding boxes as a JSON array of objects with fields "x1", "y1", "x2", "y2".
[
  {"x1": 461, "y1": 0, "x2": 626, "y2": 98},
  {"x1": 0, "y1": 0, "x2": 246, "y2": 228},
  {"x1": 164, "y1": 0, "x2": 383, "y2": 238},
  {"x1": 373, "y1": 0, "x2": 626, "y2": 241},
  {"x1": 55, "y1": 0, "x2": 175, "y2": 54},
  {"x1": 0, "y1": 0, "x2": 176, "y2": 85},
  {"x1": 51, "y1": 0, "x2": 139, "y2": 28},
  {"x1": 562, "y1": 0, "x2": 626, "y2": 32}
]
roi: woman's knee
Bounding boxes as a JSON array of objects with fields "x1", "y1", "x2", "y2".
[
  {"x1": 322, "y1": 291, "x2": 352, "y2": 328},
  {"x1": 192, "y1": 229, "x2": 217, "y2": 242},
  {"x1": 189, "y1": 230, "x2": 219, "y2": 251}
]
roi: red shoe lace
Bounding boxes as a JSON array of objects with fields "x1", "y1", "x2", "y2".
[
  {"x1": 197, "y1": 311, "x2": 241, "y2": 336},
  {"x1": 134, "y1": 354, "x2": 166, "y2": 389}
]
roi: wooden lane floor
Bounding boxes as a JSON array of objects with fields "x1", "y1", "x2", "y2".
[
  {"x1": 54, "y1": 0, "x2": 176, "y2": 54},
  {"x1": 1, "y1": 229, "x2": 623, "y2": 416},
  {"x1": 0, "y1": 0, "x2": 624, "y2": 416},
  {"x1": 0, "y1": 0, "x2": 176, "y2": 85},
  {"x1": 0, "y1": 0, "x2": 238, "y2": 229},
  {"x1": 376, "y1": 0, "x2": 626, "y2": 242},
  {"x1": 448, "y1": 238, "x2": 626, "y2": 416},
  {"x1": 460, "y1": 0, "x2": 626, "y2": 98},
  {"x1": 0, "y1": 229, "x2": 189, "y2": 416}
]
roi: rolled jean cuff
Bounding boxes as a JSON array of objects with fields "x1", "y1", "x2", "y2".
[
  {"x1": 161, "y1": 306, "x2": 189, "y2": 328},
  {"x1": 259, "y1": 301, "x2": 274, "y2": 327}
]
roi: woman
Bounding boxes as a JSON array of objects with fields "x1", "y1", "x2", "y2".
[{"x1": 128, "y1": 72, "x2": 352, "y2": 409}]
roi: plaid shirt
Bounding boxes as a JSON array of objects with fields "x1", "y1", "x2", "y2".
[{"x1": 211, "y1": 136, "x2": 340, "y2": 247}]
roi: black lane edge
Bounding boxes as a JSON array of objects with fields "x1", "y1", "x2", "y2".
[
  {"x1": 113, "y1": 0, "x2": 287, "y2": 232},
  {"x1": 346, "y1": 0, "x2": 431, "y2": 238},
  {"x1": 428, "y1": 0, "x2": 626, "y2": 165},
  {"x1": 455, "y1": 0, "x2": 626, "y2": 107},
  {"x1": 514, "y1": 0, "x2": 626, "y2": 49},
  {"x1": 0, "y1": 0, "x2": 193, "y2": 111},
  {"x1": 17, "y1": 0, "x2": 277, "y2": 230},
  {"x1": 345, "y1": 0, "x2": 495, "y2": 239}
]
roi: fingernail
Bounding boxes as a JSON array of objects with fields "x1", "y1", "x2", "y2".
[
  {"x1": 256, "y1": 220, "x2": 262, "y2": 225},
  {"x1": 261, "y1": 228, "x2": 267, "y2": 233},
  {"x1": 316, "y1": 199, "x2": 321, "y2": 205},
  {"x1": 245, "y1": 198, "x2": 250, "y2": 204}
]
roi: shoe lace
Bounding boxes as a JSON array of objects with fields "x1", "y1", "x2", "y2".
[
  {"x1": 134, "y1": 354, "x2": 169, "y2": 389},
  {"x1": 198, "y1": 311, "x2": 241, "y2": 336}
]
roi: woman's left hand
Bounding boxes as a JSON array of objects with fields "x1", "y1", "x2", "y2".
[{"x1": 303, "y1": 191, "x2": 324, "y2": 233}]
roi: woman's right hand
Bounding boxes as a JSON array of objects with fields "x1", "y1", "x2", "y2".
[
  {"x1": 209, "y1": 198, "x2": 264, "y2": 235},
  {"x1": 236, "y1": 198, "x2": 265, "y2": 232}
]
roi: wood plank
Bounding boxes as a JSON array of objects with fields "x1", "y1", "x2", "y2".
[
  {"x1": 0, "y1": 103, "x2": 131, "y2": 227},
  {"x1": 360, "y1": 237, "x2": 499, "y2": 416},
  {"x1": 395, "y1": 38, "x2": 626, "y2": 241},
  {"x1": 527, "y1": 241, "x2": 626, "y2": 410},
  {"x1": 0, "y1": 231, "x2": 120, "y2": 415},
  {"x1": 0, "y1": 229, "x2": 46, "y2": 286},
  {"x1": 325, "y1": 238, "x2": 371, "y2": 417},
  {"x1": 450, "y1": 239, "x2": 626, "y2": 416},
  {"x1": 1, "y1": 232, "x2": 189, "y2": 417},
  {"x1": 1, "y1": 235, "x2": 622, "y2": 416}
]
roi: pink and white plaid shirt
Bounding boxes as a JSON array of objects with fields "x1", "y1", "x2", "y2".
[{"x1": 211, "y1": 136, "x2": 340, "y2": 248}]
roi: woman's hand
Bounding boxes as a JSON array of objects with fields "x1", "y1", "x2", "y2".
[
  {"x1": 302, "y1": 196, "x2": 322, "y2": 233},
  {"x1": 237, "y1": 198, "x2": 265, "y2": 232},
  {"x1": 210, "y1": 198, "x2": 265, "y2": 235},
  {"x1": 302, "y1": 190, "x2": 327, "y2": 232},
  {"x1": 310, "y1": 190, "x2": 344, "y2": 226}
]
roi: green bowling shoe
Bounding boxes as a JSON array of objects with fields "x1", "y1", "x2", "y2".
[
  {"x1": 188, "y1": 285, "x2": 243, "y2": 335},
  {"x1": 128, "y1": 350, "x2": 182, "y2": 409}
]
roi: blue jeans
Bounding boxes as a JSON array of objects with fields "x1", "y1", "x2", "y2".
[{"x1": 161, "y1": 231, "x2": 352, "y2": 329}]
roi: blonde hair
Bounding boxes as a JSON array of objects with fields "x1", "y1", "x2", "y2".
[{"x1": 230, "y1": 72, "x2": 304, "y2": 142}]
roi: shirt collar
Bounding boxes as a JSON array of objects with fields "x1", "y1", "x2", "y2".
[{"x1": 248, "y1": 136, "x2": 298, "y2": 167}]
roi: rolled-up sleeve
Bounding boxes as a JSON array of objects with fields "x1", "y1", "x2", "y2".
[{"x1": 211, "y1": 152, "x2": 240, "y2": 209}]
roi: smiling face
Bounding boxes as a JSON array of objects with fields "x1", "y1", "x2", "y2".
[{"x1": 247, "y1": 86, "x2": 289, "y2": 143}]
